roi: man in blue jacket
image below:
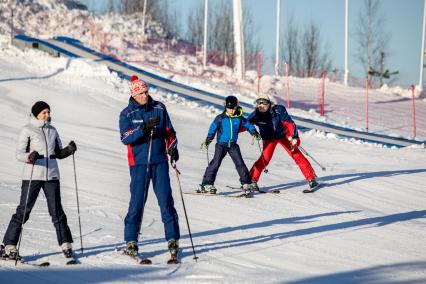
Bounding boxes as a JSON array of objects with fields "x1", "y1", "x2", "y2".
[
  {"x1": 119, "y1": 75, "x2": 180, "y2": 261},
  {"x1": 199, "y1": 96, "x2": 260, "y2": 197}
]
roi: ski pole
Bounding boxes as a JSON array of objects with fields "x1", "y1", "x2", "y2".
[
  {"x1": 200, "y1": 141, "x2": 210, "y2": 166},
  {"x1": 138, "y1": 128, "x2": 154, "y2": 237},
  {"x1": 206, "y1": 146, "x2": 210, "y2": 165},
  {"x1": 170, "y1": 161, "x2": 198, "y2": 262},
  {"x1": 256, "y1": 139, "x2": 269, "y2": 173},
  {"x1": 72, "y1": 153, "x2": 84, "y2": 254},
  {"x1": 299, "y1": 146, "x2": 326, "y2": 171},
  {"x1": 15, "y1": 162, "x2": 35, "y2": 266}
]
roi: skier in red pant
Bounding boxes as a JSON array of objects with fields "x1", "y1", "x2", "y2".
[{"x1": 247, "y1": 94, "x2": 318, "y2": 192}]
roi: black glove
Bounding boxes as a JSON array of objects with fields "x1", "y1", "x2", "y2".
[
  {"x1": 168, "y1": 148, "x2": 179, "y2": 163},
  {"x1": 252, "y1": 131, "x2": 261, "y2": 141},
  {"x1": 27, "y1": 151, "x2": 40, "y2": 164},
  {"x1": 68, "y1": 141, "x2": 77, "y2": 154},
  {"x1": 201, "y1": 136, "x2": 213, "y2": 149},
  {"x1": 141, "y1": 116, "x2": 160, "y2": 134}
]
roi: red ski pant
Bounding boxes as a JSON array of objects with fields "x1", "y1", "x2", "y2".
[{"x1": 250, "y1": 138, "x2": 316, "y2": 182}]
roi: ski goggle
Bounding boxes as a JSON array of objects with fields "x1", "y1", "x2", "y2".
[{"x1": 256, "y1": 99, "x2": 270, "y2": 106}]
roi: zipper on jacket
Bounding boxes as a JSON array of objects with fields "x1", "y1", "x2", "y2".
[
  {"x1": 228, "y1": 117, "x2": 233, "y2": 148},
  {"x1": 41, "y1": 124, "x2": 49, "y2": 181}
]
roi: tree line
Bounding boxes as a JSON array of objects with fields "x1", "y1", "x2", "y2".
[{"x1": 107, "y1": 0, "x2": 395, "y2": 84}]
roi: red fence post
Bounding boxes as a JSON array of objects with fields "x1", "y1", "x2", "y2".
[
  {"x1": 411, "y1": 85, "x2": 417, "y2": 138},
  {"x1": 285, "y1": 62, "x2": 290, "y2": 108},
  {"x1": 257, "y1": 52, "x2": 262, "y2": 94},
  {"x1": 366, "y1": 77, "x2": 369, "y2": 132},
  {"x1": 320, "y1": 72, "x2": 326, "y2": 116}
]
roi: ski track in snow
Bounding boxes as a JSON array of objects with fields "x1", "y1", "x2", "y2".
[{"x1": 0, "y1": 41, "x2": 425, "y2": 283}]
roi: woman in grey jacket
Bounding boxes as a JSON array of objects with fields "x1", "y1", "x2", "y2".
[{"x1": 1, "y1": 101, "x2": 77, "y2": 261}]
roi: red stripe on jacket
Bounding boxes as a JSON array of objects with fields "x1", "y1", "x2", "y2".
[
  {"x1": 165, "y1": 127, "x2": 177, "y2": 151},
  {"x1": 127, "y1": 145, "x2": 135, "y2": 166}
]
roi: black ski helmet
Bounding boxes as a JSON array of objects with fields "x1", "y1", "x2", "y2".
[{"x1": 224, "y1": 95, "x2": 238, "y2": 109}]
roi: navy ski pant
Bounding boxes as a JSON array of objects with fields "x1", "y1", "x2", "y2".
[
  {"x1": 124, "y1": 162, "x2": 180, "y2": 243},
  {"x1": 202, "y1": 143, "x2": 252, "y2": 186},
  {"x1": 3, "y1": 180, "x2": 73, "y2": 246}
]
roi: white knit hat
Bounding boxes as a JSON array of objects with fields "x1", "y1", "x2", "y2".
[{"x1": 255, "y1": 92, "x2": 276, "y2": 105}]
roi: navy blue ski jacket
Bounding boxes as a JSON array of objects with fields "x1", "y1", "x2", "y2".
[
  {"x1": 207, "y1": 107, "x2": 257, "y2": 146},
  {"x1": 247, "y1": 104, "x2": 298, "y2": 140},
  {"x1": 119, "y1": 96, "x2": 177, "y2": 166}
]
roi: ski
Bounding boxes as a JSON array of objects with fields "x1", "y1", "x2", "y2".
[
  {"x1": 26, "y1": 261, "x2": 50, "y2": 267},
  {"x1": 65, "y1": 258, "x2": 78, "y2": 265},
  {"x1": 184, "y1": 191, "x2": 247, "y2": 198},
  {"x1": 225, "y1": 185, "x2": 280, "y2": 194},
  {"x1": 118, "y1": 249, "x2": 152, "y2": 265},
  {"x1": 167, "y1": 256, "x2": 180, "y2": 264},
  {"x1": 303, "y1": 183, "x2": 322, "y2": 193},
  {"x1": 127, "y1": 254, "x2": 152, "y2": 265},
  {"x1": 1, "y1": 259, "x2": 50, "y2": 267}
]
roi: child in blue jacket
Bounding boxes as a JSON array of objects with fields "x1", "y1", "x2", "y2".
[{"x1": 199, "y1": 96, "x2": 260, "y2": 197}]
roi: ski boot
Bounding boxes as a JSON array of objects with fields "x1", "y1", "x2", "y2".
[
  {"x1": 303, "y1": 178, "x2": 319, "y2": 193},
  {"x1": 251, "y1": 182, "x2": 260, "y2": 192},
  {"x1": 61, "y1": 242, "x2": 74, "y2": 258},
  {"x1": 124, "y1": 241, "x2": 138, "y2": 257},
  {"x1": 61, "y1": 242, "x2": 77, "y2": 264},
  {"x1": 2, "y1": 245, "x2": 21, "y2": 261},
  {"x1": 242, "y1": 184, "x2": 254, "y2": 198},
  {"x1": 123, "y1": 241, "x2": 151, "y2": 264},
  {"x1": 167, "y1": 239, "x2": 179, "y2": 264},
  {"x1": 308, "y1": 178, "x2": 319, "y2": 189},
  {"x1": 198, "y1": 184, "x2": 217, "y2": 194}
]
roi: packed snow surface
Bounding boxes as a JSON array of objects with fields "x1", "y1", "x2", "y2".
[{"x1": 0, "y1": 40, "x2": 425, "y2": 283}]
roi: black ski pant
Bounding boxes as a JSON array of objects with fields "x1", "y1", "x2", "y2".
[
  {"x1": 2, "y1": 180, "x2": 73, "y2": 246},
  {"x1": 202, "y1": 143, "x2": 252, "y2": 186}
]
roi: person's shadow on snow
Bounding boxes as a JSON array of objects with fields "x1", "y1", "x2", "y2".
[{"x1": 261, "y1": 168, "x2": 426, "y2": 193}]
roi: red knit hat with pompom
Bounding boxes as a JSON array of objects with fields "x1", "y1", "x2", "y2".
[{"x1": 130, "y1": 75, "x2": 149, "y2": 96}]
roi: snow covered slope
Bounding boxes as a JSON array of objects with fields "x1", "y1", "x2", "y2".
[{"x1": 0, "y1": 42, "x2": 425, "y2": 283}]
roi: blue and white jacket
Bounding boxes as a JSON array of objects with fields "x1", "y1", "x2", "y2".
[
  {"x1": 207, "y1": 107, "x2": 257, "y2": 146},
  {"x1": 119, "y1": 96, "x2": 177, "y2": 166},
  {"x1": 247, "y1": 104, "x2": 298, "y2": 140}
]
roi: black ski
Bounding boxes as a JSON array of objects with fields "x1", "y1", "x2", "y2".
[
  {"x1": 65, "y1": 258, "x2": 78, "y2": 265},
  {"x1": 225, "y1": 185, "x2": 280, "y2": 194},
  {"x1": 1, "y1": 259, "x2": 50, "y2": 267},
  {"x1": 121, "y1": 251, "x2": 152, "y2": 265},
  {"x1": 31, "y1": 261, "x2": 50, "y2": 267},
  {"x1": 184, "y1": 191, "x2": 247, "y2": 198},
  {"x1": 21, "y1": 260, "x2": 50, "y2": 267},
  {"x1": 303, "y1": 183, "x2": 322, "y2": 193}
]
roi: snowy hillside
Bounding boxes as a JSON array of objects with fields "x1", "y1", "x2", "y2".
[
  {"x1": 1, "y1": 1, "x2": 425, "y2": 140},
  {"x1": 0, "y1": 36, "x2": 426, "y2": 283}
]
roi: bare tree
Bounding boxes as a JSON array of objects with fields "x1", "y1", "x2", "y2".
[
  {"x1": 243, "y1": 6, "x2": 262, "y2": 70},
  {"x1": 280, "y1": 16, "x2": 332, "y2": 77},
  {"x1": 186, "y1": 1, "x2": 205, "y2": 47},
  {"x1": 210, "y1": 0, "x2": 234, "y2": 66},
  {"x1": 106, "y1": 0, "x2": 115, "y2": 14},
  {"x1": 186, "y1": 0, "x2": 260, "y2": 68},
  {"x1": 120, "y1": 0, "x2": 181, "y2": 38},
  {"x1": 280, "y1": 14, "x2": 301, "y2": 76},
  {"x1": 356, "y1": 0, "x2": 391, "y2": 84},
  {"x1": 302, "y1": 20, "x2": 332, "y2": 77}
]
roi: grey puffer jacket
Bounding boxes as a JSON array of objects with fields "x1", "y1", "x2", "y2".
[{"x1": 16, "y1": 116, "x2": 73, "y2": 181}]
